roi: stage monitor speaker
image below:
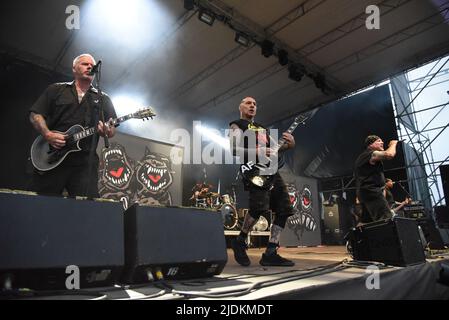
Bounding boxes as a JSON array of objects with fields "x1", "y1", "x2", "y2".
[
  {"x1": 0, "y1": 191, "x2": 124, "y2": 290},
  {"x1": 323, "y1": 204, "x2": 342, "y2": 245},
  {"x1": 435, "y1": 205, "x2": 449, "y2": 229},
  {"x1": 346, "y1": 217, "x2": 426, "y2": 267},
  {"x1": 440, "y1": 165, "x2": 449, "y2": 203},
  {"x1": 122, "y1": 204, "x2": 227, "y2": 283}
]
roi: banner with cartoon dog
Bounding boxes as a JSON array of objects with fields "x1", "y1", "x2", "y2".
[
  {"x1": 279, "y1": 169, "x2": 321, "y2": 247},
  {"x1": 97, "y1": 132, "x2": 183, "y2": 208}
]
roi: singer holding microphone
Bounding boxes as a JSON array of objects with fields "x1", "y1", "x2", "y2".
[
  {"x1": 28, "y1": 53, "x2": 116, "y2": 198},
  {"x1": 354, "y1": 135, "x2": 399, "y2": 223}
]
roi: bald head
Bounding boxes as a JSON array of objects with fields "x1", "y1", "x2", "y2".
[{"x1": 239, "y1": 96, "x2": 257, "y2": 120}]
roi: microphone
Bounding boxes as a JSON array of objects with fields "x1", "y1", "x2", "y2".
[{"x1": 88, "y1": 60, "x2": 102, "y2": 75}]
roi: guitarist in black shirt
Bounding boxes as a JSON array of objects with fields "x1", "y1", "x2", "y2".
[
  {"x1": 28, "y1": 53, "x2": 116, "y2": 198},
  {"x1": 229, "y1": 96, "x2": 296, "y2": 267}
]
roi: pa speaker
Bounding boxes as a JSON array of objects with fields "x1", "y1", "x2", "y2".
[
  {"x1": 435, "y1": 205, "x2": 449, "y2": 228},
  {"x1": 440, "y1": 165, "x2": 449, "y2": 203},
  {"x1": 346, "y1": 217, "x2": 426, "y2": 267},
  {"x1": 122, "y1": 204, "x2": 227, "y2": 283},
  {"x1": 0, "y1": 191, "x2": 124, "y2": 290}
]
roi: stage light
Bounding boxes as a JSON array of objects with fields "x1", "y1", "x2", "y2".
[
  {"x1": 288, "y1": 63, "x2": 304, "y2": 82},
  {"x1": 198, "y1": 9, "x2": 215, "y2": 26},
  {"x1": 278, "y1": 49, "x2": 288, "y2": 66},
  {"x1": 235, "y1": 32, "x2": 250, "y2": 47},
  {"x1": 184, "y1": 0, "x2": 194, "y2": 11},
  {"x1": 82, "y1": 0, "x2": 172, "y2": 49},
  {"x1": 195, "y1": 124, "x2": 230, "y2": 150},
  {"x1": 111, "y1": 95, "x2": 145, "y2": 117},
  {"x1": 261, "y1": 40, "x2": 274, "y2": 58}
]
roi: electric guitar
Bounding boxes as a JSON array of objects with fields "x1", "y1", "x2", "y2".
[
  {"x1": 30, "y1": 107, "x2": 156, "y2": 171},
  {"x1": 239, "y1": 112, "x2": 311, "y2": 190}
]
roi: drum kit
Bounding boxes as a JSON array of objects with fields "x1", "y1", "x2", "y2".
[
  {"x1": 191, "y1": 178, "x2": 271, "y2": 231},
  {"x1": 193, "y1": 186, "x2": 238, "y2": 230}
]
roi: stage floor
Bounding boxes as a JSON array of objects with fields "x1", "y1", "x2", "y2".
[{"x1": 13, "y1": 246, "x2": 449, "y2": 300}]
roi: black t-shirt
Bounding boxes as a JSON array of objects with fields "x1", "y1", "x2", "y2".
[
  {"x1": 229, "y1": 119, "x2": 270, "y2": 164},
  {"x1": 30, "y1": 82, "x2": 117, "y2": 165},
  {"x1": 354, "y1": 149, "x2": 385, "y2": 197}
]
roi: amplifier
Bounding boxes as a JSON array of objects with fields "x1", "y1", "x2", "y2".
[
  {"x1": 403, "y1": 204, "x2": 426, "y2": 219},
  {"x1": 346, "y1": 217, "x2": 426, "y2": 267}
]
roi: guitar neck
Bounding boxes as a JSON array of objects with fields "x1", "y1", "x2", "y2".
[
  {"x1": 71, "y1": 114, "x2": 130, "y2": 142},
  {"x1": 275, "y1": 116, "x2": 305, "y2": 150}
]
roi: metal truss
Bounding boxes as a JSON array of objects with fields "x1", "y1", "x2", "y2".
[
  {"x1": 392, "y1": 56, "x2": 449, "y2": 208},
  {"x1": 299, "y1": 0, "x2": 412, "y2": 56},
  {"x1": 326, "y1": 3, "x2": 449, "y2": 75},
  {"x1": 168, "y1": 0, "x2": 330, "y2": 103},
  {"x1": 189, "y1": 0, "x2": 429, "y2": 113}
]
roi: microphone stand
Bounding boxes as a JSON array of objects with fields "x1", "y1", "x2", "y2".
[
  {"x1": 396, "y1": 181, "x2": 413, "y2": 199},
  {"x1": 84, "y1": 61, "x2": 107, "y2": 198},
  {"x1": 93, "y1": 62, "x2": 109, "y2": 148}
]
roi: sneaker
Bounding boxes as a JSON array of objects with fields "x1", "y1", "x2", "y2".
[
  {"x1": 259, "y1": 252, "x2": 295, "y2": 267},
  {"x1": 231, "y1": 237, "x2": 251, "y2": 266}
]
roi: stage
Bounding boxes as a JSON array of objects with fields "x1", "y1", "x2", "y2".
[{"x1": 10, "y1": 246, "x2": 449, "y2": 300}]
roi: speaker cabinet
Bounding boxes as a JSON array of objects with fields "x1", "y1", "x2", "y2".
[
  {"x1": 0, "y1": 192, "x2": 124, "y2": 290},
  {"x1": 346, "y1": 217, "x2": 426, "y2": 267},
  {"x1": 122, "y1": 204, "x2": 227, "y2": 283},
  {"x1": 323, "y1": 204, "x2": 342, "y2": 245}
]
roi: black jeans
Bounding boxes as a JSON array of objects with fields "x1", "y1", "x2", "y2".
[
  {"x1": 358, "y1": 190, "x2": 392, "y2": 223},
  {"x1": 247, "y1": 172, "x2": 293, "y2": 228},
  {"x1": 29, "y1": 160, "x2": 99, "y2": 198}
]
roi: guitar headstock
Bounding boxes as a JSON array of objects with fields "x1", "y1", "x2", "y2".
[
  {"x1": 133, "y1": 107, "x2": 156, "y2": 121},
  {"x1": 294, "y1": 110, "x2": 315, "y2": 125}
]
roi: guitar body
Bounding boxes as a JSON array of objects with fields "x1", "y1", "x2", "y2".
[
  {"x1": 30, "y1": 125, "x2": 84, "y2": 171},
  {"x1": 30, "y1": 107, "x2": 155, "y2": 172},
  {"x1": 237, "y1": 112, "x2": 311, "y2": 190},
  {"x1": 240, "y1": 161, "x2": 276, "y2": 190}
]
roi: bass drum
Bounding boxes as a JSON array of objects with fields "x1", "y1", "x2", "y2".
[{"x1": 219, "y1": 204, "x2": 238, "y2": 230}]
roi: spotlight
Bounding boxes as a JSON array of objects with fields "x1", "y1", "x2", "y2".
[
  {"x1": 198, "y1": 9, "x2": 215, "y2": 26},
  {"x1": 278, "y1": 49, "x2": 288, "y2": 66},
  {"x1": 288, "y1": 63, "x2": 304, "y2": 82},
  {"x1": 234, "y1": 32, "x2": 250, "y2": 47},
  {"x1": 184, "y1": 0, "x2": 194, "y2": 11},
  {"x1": 261, "y1": 40, "x2": 274, "y2": 58}
]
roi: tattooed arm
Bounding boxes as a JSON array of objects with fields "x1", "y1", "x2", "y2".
[{"x1": 29, "y1": 112, "x2": 66, "y2": 149}]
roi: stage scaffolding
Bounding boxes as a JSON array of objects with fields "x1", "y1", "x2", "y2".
[
  {"x1": 319, "y1": 55, "x2": 449, "y2": 214},
  {"x1": 390, "y1": 55, "x2": 449, "y2": 209}
]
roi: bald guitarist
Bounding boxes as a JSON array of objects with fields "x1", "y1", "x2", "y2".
[{"x1": 29, "y1": 53, "x2": 116, "y2": 198}]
